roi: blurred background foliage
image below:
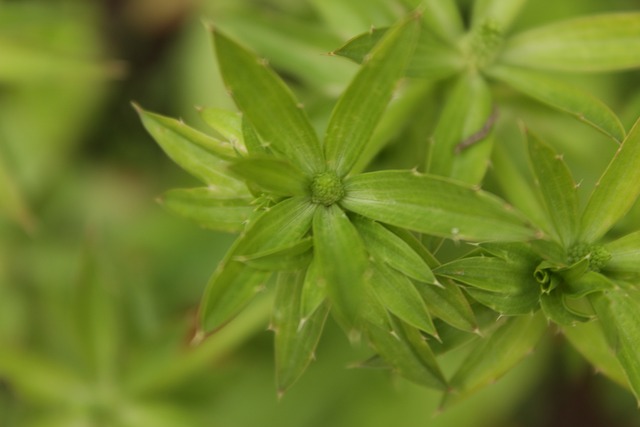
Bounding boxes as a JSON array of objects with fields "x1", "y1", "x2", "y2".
[{"x1": 1, "y1": 0, "x2": 639, "y2": 426}]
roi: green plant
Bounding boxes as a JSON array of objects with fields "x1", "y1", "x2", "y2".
[{"x1": 137, "y1": 0, "x2": 640, "y2": 413}]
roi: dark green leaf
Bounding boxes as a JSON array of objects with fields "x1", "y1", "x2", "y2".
[
  {"x1": 229, "y1": 156, "x2": 310, "y2": 197},
  {"x1": 540, "y1": 289, "x2": 591, "y2": 327},
  {"x1": 435, "y1": 257, "x2": 533, "y2": 293},
  {"x1": 213, "y1": 29, "x2": 323, "y2": 174},
  {"x1": 159, "y1": 188, "x2": 252, "y2": 233},
  {"x1": 487, "y1": 65, "x2": 625, "y2": 143},
  {"x1": 342, "y1": 170, "x2": 539, "y2": 241},
  {"x1": 580, "y1": 117, "x2": 640, "y2": 242},
  {"x1": 418, "y1": 279, "x2": 477, "y2": 332},
  {"x1": 324, "y1": 15, "x2": 419, "y2": 176},
  {"x1": 465, "y1": 287, "x2": 539, "y2": 315}
]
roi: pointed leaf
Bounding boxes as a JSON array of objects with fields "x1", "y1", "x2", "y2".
[
  {"x1": 198, "y1": 107, "x2": 243, "y2": 148},
  {"x1": 324, "y1": 15, "x2": 419, "y2": 176},
  {"x1": 487, "y1": 65, "x2": 625, "y2": 143},
  {"x1": 526, "y1": 131, "x2": 579, "y2": 247},
  {"x1": 241, "y1": 116, "x2": 268, "y2": 155},
  {"x1": 435, "y1": 257, "x2": 534, "y2": 294},
  {"x1": 540, "y1": 289, "x2": 591, "y2": 327},
  {"x1": 236, "y1": 237, "x2": 313, "y2": 271},
  {"x1": 418, "y1": 279, "x2": 477, "y2": 332},
  {"x1": 591, "y1": 283, "x2": 640, "y2": 402},
  {"x1": 273, "y1": 270, "x2": 329, "y2": 394},
  {"x1": 367, "y1": 316, "x2": 447, "y2": 389},
  {"x1": 471, "y1": 0, "x2": 528, "y2": 31},
  {"x1": 200, "y1": 198, "x2": 315, "y2": 331},
  {"x1": 427, "y1": 72, "x2": 494, "y2": 184},
  {"x1": 443, "y1": 312, "x2": 546, "y2": 407},
  {"x1": 465, "y1": 287, "x2": 539, "y2": 315},
  {"x1": 159, "y1": 188, "x2": 252, "y2": 233},
  {"x1": 342, "y1": 170, "x2": 539, "y2": 241},
  {"x1": 229, "y1": 156, "x2": 310, "y2": 197},
  {"x1": 501, "y1": 13, "x2": 640, "y2": 72},
  {"x1": 605, "y1": 230, "x2": 640, "y2": 274},
  {"x1": 369, "y1": 263, "x2": 437, "y2": 336},
  {"x1": 580, "y1": 117, "x2": 640, "y2": 242},
  {"x1": 313, "y1": 204, "x2": 368, "y2": 332},
  {"x1": 300, "y1": 258, "x2": 327, "y2": 320},
  {"x1": 352, "y1": 216, "x2": 436, "y2": 284},
  {"x1": 213, "y1": 30, "x2": 323, "y2": 174},
  {"x1": 401, "y1": 0, "x2": 464, "y2": 42}
]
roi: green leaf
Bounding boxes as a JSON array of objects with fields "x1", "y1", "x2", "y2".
[
  {"x1": 198, "y1": 107, "x2": 243, "y2": 147},
  {"x1": 273, "y1": 270, "x2": 329, "y2": 394},
  {"x1": 313, "y1": 204, "x2": 369, "y2": 335},
  {"x1": 159, "y1": 188, "x2": 252, "y2": 233},
  {"x1": 443, "y1": 312, "x2": 546, "y2": 407},
  {"x1": 367, "y1": 316, "x2": 447, "y2": 389},
  {"x1": 229, "y1": 156, "x2": 310, "y2": 197},
  {"x1": 540, "y1": 289, "x2": 591, "y2": 327},
  {"x1": 526, "y1": 131, "x2": 579, "y2": 247},
  {"x1": 605, "y1": 230, "x2": 640, "y2": 274},
  {"x1": 465, "y1": 287, "x2": 539, "y2": 315},
  {"x1": 241, "y1": 116, "x2": 268, "y2": 155},
  {"x1": 418, "y1": 279, "x2": 478, "y2": 333},
  {"x1": 478, "y1": 241, "x2": 541, "y2": 265},
  {"x1": 300, "y1": 258, "x2": 327, "y2": 320},
  {"x1": 213, "y1": 29, "x2": 323, "y2": 174},
  {"x1": 352, "y1": 216, "x2": 436, "y2": 284},
  {"x1": 487, "y1": 65, "x2": 625, "y2": 143},
  {"x1": 435, "y1": 257, "x2": 534, "y2": 294},
  {"x1": 471, "y1": 0, "x2": 528, "y2": 31},
  {"x1": 580, "y1": 117, "x2": 640, "y2": 242},
  {"x1": 401, "y1": 0, "x2": 464, "y2": 42},
  {"x1": 236, "y1": 237, "x2": 313, "y2": 271},
  {"x1": 564, "y1": 271, "x2": 614, "y2": 299},
  {"x1": 136, "y1": 106, "x2": 243, "y2": 188},
  {"x1": 427, "y1": 72, "x2": 494, "y2": 184},
  {"x1": 563, "y1": 319, "x2": 628, "y2": 388},
  {"x1": 342, "y1": 170, "x2": 539, "y2": 241},
  {"x1": 324, "y1": 15, "x2": 419, "y2": 177},
  {"x1": 369, "y1": 263, "x2": 437, "y2": 336},
  {"x1": 200, "y1": 198, "x2": 316, "y2": 332},
  {"x1": 500, "y1": 13, "x2": 640, "y2": 72},
  {"x1": 0, "y1": 155, "x2": 36, "y2": 233},
  {"x1": 591, "y1": 283, "x2": 640, "y2": 402}
]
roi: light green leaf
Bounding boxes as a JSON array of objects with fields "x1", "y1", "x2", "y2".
[
  {"x1": 310, "y1": 0, "x2": 399, "y2": 37},
  {"x1": 443, "y1": 312, "x2": 546, "y2": 407},
  {"x1": 564, "y1": 271, "x2": 614, "y2": 298},
  {"x1": 401, "y1": 0, "x2": 464, "y2": 42},
  {"x1": 313, "y1": 204, "x2": 368, "y2": 334},
  {"x1": 563, "y1": 319, "x2": 628, "y2": 388},
  {"x1": 159, "y1": 188, "x2": 252, "y2": 233},
  {"x1": 300, "y1": 258, "x2": 327, "y2": 320},
  {"x1": 526, "y1": 131, "x2": 579, "y2": 247},
  {"x1": 352, "y1": 216, "x2": 436, "y2": 284},
  {"x1": 471, "y1": 0, "x2": 528, "y2": 31},
  {"x1": 324, "y1": 15, "x2": 419, "y2": 177},
  {"x1": 236, "y1": 237, "x2": 313, "y2": 271},
  {"x1": 241, "y1": 116, "x2": 268, "y2": 155},
  {"x1": 343, "y1": 170, "x2": 539, "y2": 241},
  {"x1": 213, "y1": 29, "x2": 323, "y2": 174},
  {"x1": 273, "y1": 270, "x2": 329, "y2": 394},
  {"x1": 435, "y1": 257, "x2": 533, "y2": 294},
  {"x1": 369, "y1": 263, "x2": 437, "y2": 336},
  {"x1": 200, "y1": 198, "x2": 315, "y2": 332},
  {"x1": 418, "y1": 279, "x2": 477, "y2": 332},
  {"x1": 501, "y1": 13, "x2": 640, "y2": 72},
  {"x1": 136, "y1": 106, "x2": 242, "y2": 188},
  {"x1": 580, "y1": 117, "x2": 640, "y2": 242},
  {"x1": 367, "y1": 315, "x2": 447, "y2": 389},
  {"x1": 229, "y1": 156, "x2": 310, "y2": 197},
  {"x1": 540, "y1": 289, "x2": 591, "y2": 327},
  {"x1": 198, "y1": 107, "x2": 243, "y2": 147},
  {"x1": 427, "y1": 72, "x2": 494, "y2": 184},
  {"x1": 387, "y1": 225, "x2": 440, "y2": 268},
  {"x1": 478, "y1": 241, "x2": 540, "y2": 265},
  {"x1": 591, "y1": 283, "x2": 640, "y2": 402},
  {"x1": 465, "y1": 287, "x2": 539, "y2": 315},
  {"x1": 487, "y1": 65, "x2": 625, "y2": 143},
  {"x1": 605, "y1": 230, "x2": 640, "y2": 274}
]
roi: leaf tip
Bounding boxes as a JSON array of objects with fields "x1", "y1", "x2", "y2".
[{"x1": 130, "y1": 101, "x2": 142, "y2": 114}]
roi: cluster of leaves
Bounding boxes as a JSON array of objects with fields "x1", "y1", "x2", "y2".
[{"x1": 138, "y1": 0, "x2": 640, "y2": 407}]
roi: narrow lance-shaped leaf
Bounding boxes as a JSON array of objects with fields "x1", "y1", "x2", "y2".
[
  {"x1": 435, "y1": 257, "x2": 533, "y2": 294},
  {"x1": 590, "y1": 284, "x2": 640, "y2": 403},
  {"x1": 605, "y1": 230, "x2": 640, "y2": 274},
  {"x1": 442, "y1": 312, "x2": 546, "y2": 408},
  {"x1": 427, "y1": 72, "x2": 494, "y2": 184},
  {"x1": 300, "y1": 257, "x2": 326, "y2": 320},
  {"x1": 213, "y1": 29, "x2": 323, "y2": 174},
  {"x1": 200, "y1": 198, "x2": 316, "y2": 332},
  {"x1": 487, "y1": 65, "x2": 625, "y2": 143},
  {"x1": 418, "y1": 279, "x2": 478, "y2": 333},
  {"x1": 342, "y1": 170, "x2": 539, "y2": 241},
  {"x1": 471, "y1": 0, "x2": 529, "y2": 32},
  {"x1": 273, "y1": 270, "x2": 329, "y2": 395},
  {"x1": 540, "y1": 289, "x2": 591, "y2": 327},
  {"x1": 236, "y1": 237, "x2": 313, "y2": 271},
  {"x1": 324, "y1": 15, "x2": 419, "y2": 177},
  {"x1": 228, "y1": 156, "x2": 310, "y2": 197},
  {"x1": 580, "y1": 116, "x2": 640, "y2": 243},
  {"x1": 198, "y1": 107, "x2": 243, "y2": 148},
  {"x1": 313, "y1": 204, "x2": 368, "y2": 336},
  {"x1": 136, "y1": 106, "x2": 245, "y2": 189},
  {"x1": 526, "y1": 131, "x2": 579, "y2": 247},
  {"x1": 401, "y1": 0, "x2": 464, "y2": 42},
  {"x1": 241, "y1": 116, "x2": 268, "y2": 155},
  {"x1": 159, "y1": 188, "x2": 252, "y2": 233},
  {"x1": 352, "y1": 216, "x2": 436, "y2": 284},
  {"x1": 501, "y1": 13, "x2": 640, "y2": 72}
]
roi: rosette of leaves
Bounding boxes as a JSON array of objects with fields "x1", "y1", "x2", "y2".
[
  {"x1": 433, "y1": 119, "x2": 640, "y2": 405},
  {"x1": 335, "y1": 0, "x2": 640, "y2": 184},
  {"x1": 137, "y1": 15, "x2": 541, "y2": 394}
]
